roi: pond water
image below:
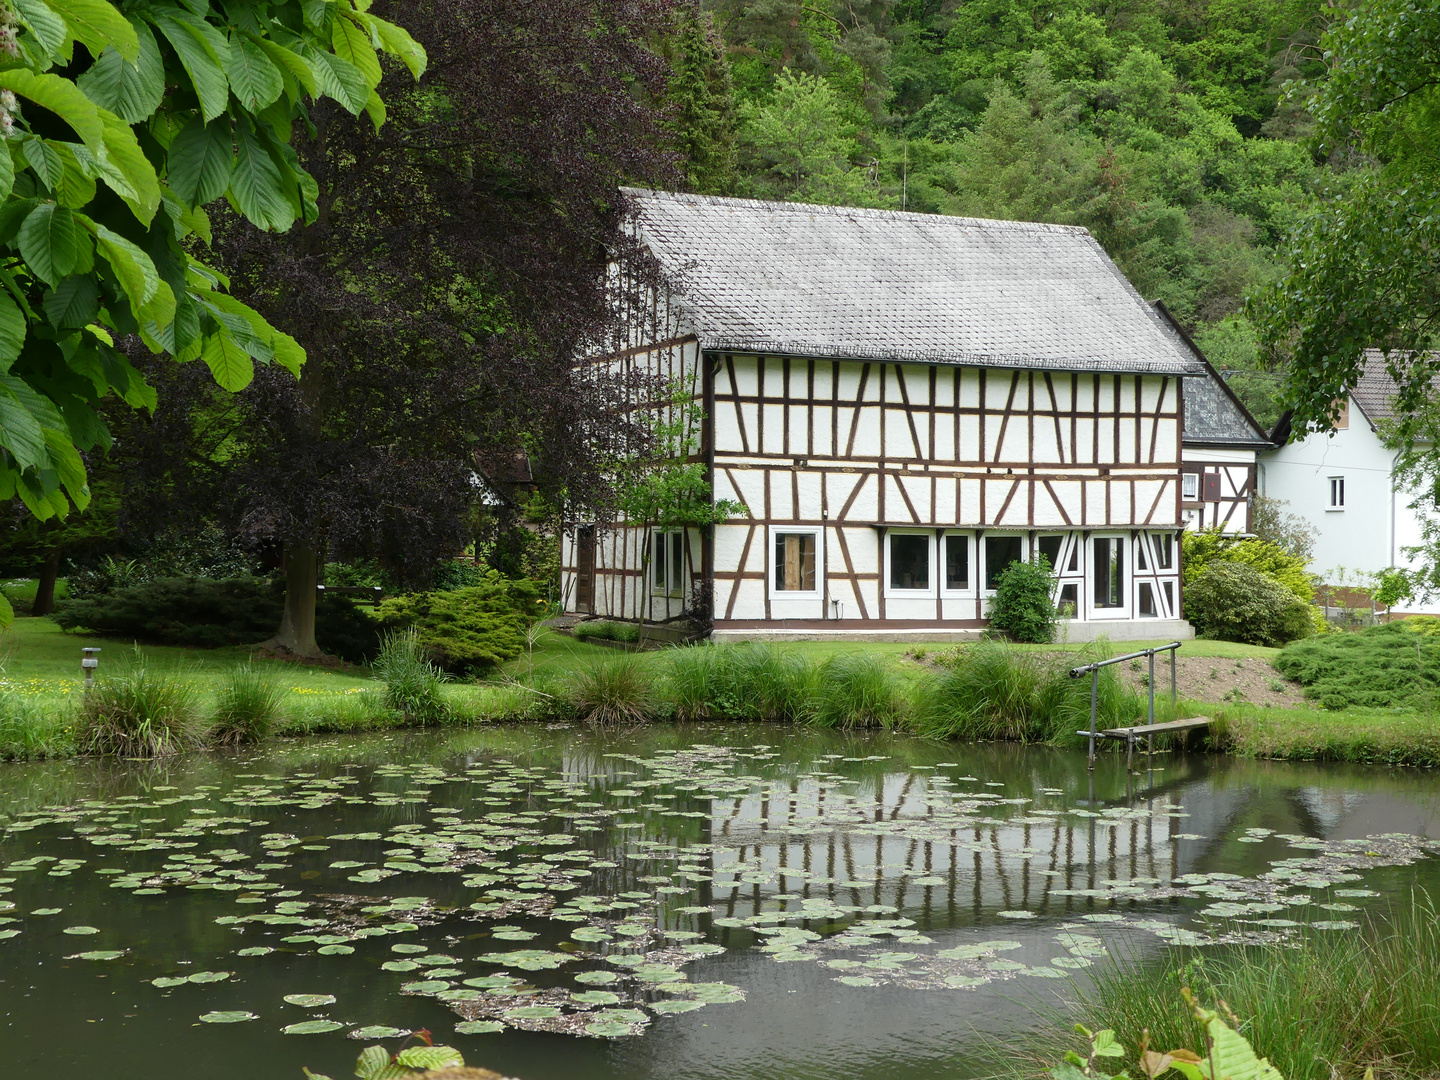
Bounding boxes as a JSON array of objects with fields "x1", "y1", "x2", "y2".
[{"x1": 2, "y1": 726, "x2": 1439, "y2": 1080}]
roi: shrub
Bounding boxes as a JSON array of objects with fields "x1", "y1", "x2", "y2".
[
  {"x1": 809, "y1": 653, "x2": 907, "y2": 728},
  {"x1": 569, "y1": 654, "x2": 657, "y2": 725},
  {"x1": 1275, "y1": 621, "x2": 1440, "y2": 709},
  {"x1": 987, "y1": 557, "x2": 1058, "y2": 643},
  {"x1": 1182, "y1": 530, "x2": 1323, "y2": 634},
  {"x1": 1186, "y1": 563, "x2": 1314, "y2": 647},
  {"x1": 372, "y1": 629, "x2": 451, "y2": 724},
  {"x1": 211, "y1": 665, "x2": 287, "y2": 746},
  {"x1": 52, "y1": 577, "x2": 380, "y2": 660},
  {"x1": 376, "y1": 572, "x2": 546, "y2": 671},
  {"x1": 78, "y1": 653, "x2": 203, "y2": 757},
  {"x1": 571, "y1": 620, "x2": 641, "y2": 644}
]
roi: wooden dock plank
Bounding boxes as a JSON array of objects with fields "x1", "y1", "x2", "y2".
[{"x1": 1078, "y1": 717, "x2": 1212, "y2": 740}]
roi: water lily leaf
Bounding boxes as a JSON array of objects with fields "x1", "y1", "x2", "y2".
[
  {"x1": 199, "y1": 1010, "x2": 258, "y2": 1023},
  {"x1": 283, "y1": 1020, "x2": 346, "y2": 1035},
  {"x1": 584, "y1": 1021, "x2": 638, "y2": 1037},
  {"x1": 400, "y1": 980, "x2": 451, "y2": 994},
  {"x1": 835, "y1": 975, "x2": 877, "y2": 986},
  {"x1": 317, "y1": 945, "x2": 354, "y2": 955},
  {"x1": 502, "y1": 1005, "x2": 562, "y2": 1020},
  {"x1": 284, "y1": 994, "x2": 337, "y2": 1007},
  {"x1": 62, "y1": 926, "x2": 101, "y2": 935},
  {"x1": 570, "y1": 990, "x2": 621, "y2": 1005},
  {"x1": 152, "y1": 976, "x2": 189, "y2": 988},
  {"x1": 189, "y1": 971, "x2": 232, "y2": 983},
  {"x1": 32, "y1": 907, "x2": 62, "y2": 915},
  {"x1": 237, "y1": 947, "x2": 274, "y2": 956},
  {"x1": 454, "y1": 1021, "x2": 504, "y2": 1035},
  {"x1": 381, "y1": 961, "x2": 418, "y2": 972},
  {"x1": 650, "y1": 999, "x2": 706, "y2": 1014},
  {"x1": 67, "y1": 950, "x2": 126, "y2": 960},
  {"x1": 351, "y1": 1026, "x2": 410, "y2": 1039}
]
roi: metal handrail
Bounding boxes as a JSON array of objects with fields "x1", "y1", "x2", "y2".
[{"x1": 1070, "y1": 641, "x2": 1183, "y2": 770}]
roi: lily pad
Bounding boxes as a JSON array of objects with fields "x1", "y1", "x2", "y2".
[
  {"x1": 199, "y1": 1011, "x2": 258, "y2": 1024},
  {"x1": 455, "y1": 1021, "x2": 505, "y2": 1035},
  {"x1": 62, "y1": 926, "x2": 100, "y2": 935},
  {"x1": 283, "y1": 994, "x2": 337, "y2": 1007},
  {"x1": 350, "y1": 1026, "x2": 410, "y2": 1039},
  {"x1": 283, "y1": 1020, "x2": 346, "y2": 1035},
  {"x1": 66, "y1": 950, "x2": 126, "y2": 961},
  {"x1": 650, "y1": 999, "x2": 706, "y2": 1014}
]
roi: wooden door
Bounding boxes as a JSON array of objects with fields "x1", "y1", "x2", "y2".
[{"x1": 575, "y1": 526, "x2": 595, "y2": 613}]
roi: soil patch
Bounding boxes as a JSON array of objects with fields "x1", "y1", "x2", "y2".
[{"x1": 1102, "y1": 654, "x2": 1305, "y2": 709}]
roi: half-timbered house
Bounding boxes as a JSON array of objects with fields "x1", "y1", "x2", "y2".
[{"x1": 563, "y1": 190, "x2": 1211, "y2": 640}]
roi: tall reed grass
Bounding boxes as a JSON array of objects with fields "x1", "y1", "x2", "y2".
[
  {"x1": 78, "y1": 652, "x2": 203, "y2": 757},
  {"x1": 0, "y1": 691, "x2": 74, "y2": 759},
  {"x1": 569, "y1": 654, "x2": 656, "y2": 725},
  {"x1": 666, "y1": 642, "x2": 817, "y2": 721},
  {"x1": 210, "y1": 663, "x2": 287, "y2": 745},
  {"x1": 808, "y1": 653, "x2": 908, "y2": 728},
  {"x1": 373, "y1": 628, "x2": 450, "y2": 724},
  {"x1": 1017, "y1": 892, "x2": 1440, "y2": 1080}
]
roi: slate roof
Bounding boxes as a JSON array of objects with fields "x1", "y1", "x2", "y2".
[
  {"x1": 624, "y1": 189, "x2": 1205, "y2": 376},
  {"x1": 1146, "y1": 302, "x2": 1273, "y2": 448},
  {"x1": 1351, "y1": 349, "x2": 1440, "y2": 424}
]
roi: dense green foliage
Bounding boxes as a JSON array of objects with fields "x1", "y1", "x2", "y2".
[
  {"x1": 0, "y1": 0, "x2": 424, "y2": 597},
  {"x1": 690, "y1": 0, "x2": 1339, "y2": 428},
  {"x1": 51, "y1": 576, "x2": 377, "y2": 657},
  {"x1": 375, "y1": 573, "x2": 546, "y2": 671},
  {"x1": 209, "y1": 662, "x2": 284, "y2": 745},
  {"x1": 1182, "y1": 529, "x2": 1321, "y2": 636},
  {"x1": 1275, "y1": 621, "x2": 1440, "y2": 709},
  {"x1": 987, "y1": 556, "x2": 1058, "y2": 643},
  {"x1": 1185, "y1": 562, "x2": 1313, "y2": 647},
  {"x1": 665, "y1": 641, "x2": 818, "y2": 722},
  {"x1": 569, "y1": 653, "x2": 656, "y2": 725},
  {"x1": 1025, "y1": 894, "x2": 1440, "y2": 1080},
  {"x1": 808, "y1": 652, "x2": 907, "y2": 728},
  {"x1": 78, "y1": 651, "x2": 203, "y2": 756},
  {"x1": 571, "y1": 620, "x2": 641, "y2": 644},
  {"x1": 370, "y1": 627, "x2": 449, "y2": 724}
]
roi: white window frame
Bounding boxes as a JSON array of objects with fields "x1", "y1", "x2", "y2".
[
  {"x1": 884, "y1": 529, "x2": 937, "y2": 599},
  {"x1": 768, "y1": 526, "x2": 823, "y2": 597},
  {"x1": 1088, "y1": 532, "x2": 1129, "y2": 619},
  {"x1": 981, "y1": 531, "x2": 1027, "y2": 595},
  {"x1": 939, "y1": 530, "x2": 976, "y2": 597},
  {"x1": 650, "y1": 528, "x2": 686, "y2": 597},
  {"x1": 1328, "y1": 476, "x2": 1345, "y2": 511},
  {"x1": 1153, "y1": 531, "x2": 1175, "y2": 570},
  {"x1": 1035, "y1": 533, "x2": 1067, "y2": 574},
  {"x1": 1181, "y1": 472, "x2": 1200, "y2": 501}
]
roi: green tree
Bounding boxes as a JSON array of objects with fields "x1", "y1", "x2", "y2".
[
  {"x1": 669, "y1": 4, "x2": 739, "y2": 195},
  {"x1": 0, "y1": 0, "x2": 424, "y2": 625}
]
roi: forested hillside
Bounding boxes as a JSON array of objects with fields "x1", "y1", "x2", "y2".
[{"x1": 675, "y1": 0, "x2": 1347, "y2": 428}]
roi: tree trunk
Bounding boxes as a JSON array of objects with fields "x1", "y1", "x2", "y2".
[
  {"x1": 31, "y1": 546, "x2": 61, "y2": 616},
  {"x1": 263, "y1": 541, "x2": 324, "y2": 656}
]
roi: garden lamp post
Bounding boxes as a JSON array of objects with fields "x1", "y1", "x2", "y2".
[{"x1": 81, "y1": 647, "x2": 100, "y2": 689}]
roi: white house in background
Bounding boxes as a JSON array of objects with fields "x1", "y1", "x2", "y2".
[
  {"x1": 1150, "y1": 302, "x2": 1275, "y2": 535},
  {"x1": 1261, "y1": 351, "x2": 1440, "y2": 613},
  {"x1": 563, "y1": 189, "x2": 1216, "y2": 641}
]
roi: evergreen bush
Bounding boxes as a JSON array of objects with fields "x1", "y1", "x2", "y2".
[
  {"x1": 1185, "y1": 563, "x2": 1314, "y2": 647},
  {"x1": 987, "y1": 557, "x2": 1058, "y2": 643},
  {"x1": 1275, "y1": 621, "x2": 1440, "y2": 709},
  {"x1": 52, "y1": 578, "x2": 379, "y2": 661},
  {"x1": 375, "y1": 571, "x2": 546, "y2": 671},
  {"x1": 1182, "y1": 530, "x2": 1324, "y2": 634}
]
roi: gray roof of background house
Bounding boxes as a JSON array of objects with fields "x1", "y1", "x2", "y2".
[
  {"x1": 625, "y1": 189, "x2": 1205, "y2": 376},
  {"x1": 1351, "y1": 349, "x2": 1440, "y2": 424},
  {"x1": 1146, "y1": 301, "x2": 1273, "y2": 448}
]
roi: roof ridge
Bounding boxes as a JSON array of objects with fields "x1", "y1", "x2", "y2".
[{"x1": 620, "y1": 186, "x2": 1094, "y2": 237}]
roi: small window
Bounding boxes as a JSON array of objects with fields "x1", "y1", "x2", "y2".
[
  {"x1": 1138, "y1": 582, "x2": 1157, "y2": 617},
  {"x1": 1163, "y1": 580, "x2": 1174, "y2": 611},
  {"x1": 890, "y1": 534, "x2": 930, "y2": 590},
  {"x1": 1137, "y1": 539, "x2": 1148, "y2": 571},
  {"x1": 1156, "y1": 533, "x2": 1174, "y2": 570},
  {"x1": 1058, "y1": 583, "x2": 1079, "y2": 618},
  {"x1": 944, "y1": 535, "x2": 970, "y2": 591},
  {"x1": 1037, "y1": 535, "x2": 1063, "y2": 572},
  {"x1": 1093, "y1": 537, "x2": 1125, "y2": 609},
  {"x1": 774, "y1": 533, "x2": 817, "y2": 592},
  {"x1": 1328, "y1": 476, "x2": 1345, "y2": 509},
  {"x1": 1181, "y1": 472, "x2": 1199, "y2": 501},
  {"x1": 984, "y1": 535, "x2": 1024, "y2": 591},
  {"x1": 652, "y1": 529, "x2": 685, "y2": 595},
  {"x1": 1067, "y1": 543, "x2": 1079, "y2": 572}
]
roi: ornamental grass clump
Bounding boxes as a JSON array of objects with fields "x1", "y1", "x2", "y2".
[
  {"x1": 210, "y1": 664, "x2": 287, "y2": 746},
  {"x1": 372, "y1": 628, "x2": 451, "y2": 725},
  {"x1": 668, "y1": 642, "x2": 818, "y2": 721},
  {"x1": 569, "y1": 654, "x2": 656, "y2": 725},
  {"x1": 571, "y1": 620, "x2": 642, "y2": 644},
  {"x1": 809, "y1": 653, "x2": 907, "y2": 728},
  {"x1": 78, "y1": 653, "x2": 203, "y2": 757},
  {"x1": 0, "y1": 690, "x2": 73, "y2": 760}
]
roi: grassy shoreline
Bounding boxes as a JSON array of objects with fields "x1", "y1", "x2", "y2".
[{"x1": 2, "y1": 617, "x2": 1437, "y2": 767}]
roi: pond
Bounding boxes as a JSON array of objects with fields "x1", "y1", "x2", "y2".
[{"x1": 1, "y1": 725, "x2": 1439, "y2": 1080}]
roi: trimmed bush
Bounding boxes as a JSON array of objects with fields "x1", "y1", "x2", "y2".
[
  {"x1": 809, "y1": 653, "x2": 907, "y2": 728},
  {"x1": 372, "y1": 628, "x2": 451, "y2": 724},
  {"x1": 376, "y1": 572, "x2": 546, "y2": 671},
  {"x1": 571, "y1": 620, "x2": 641, "y2": 644},
  {"x1": 51, "y1": 577, "x2": 380, "y2": 660},
  {"x1": 78, "y1": 653, "x2": 203, "y2": 757},
  {"x1": 1186, "y1": 562, "x2": 1314, "y2": 647},
  {"x1": 1182, "y1": 530, "x2": 1324, "y2": 634},
  {"x1": 987, "y1": 557, "x2": 1058, "y2": 643},
  {"x1": 569, "y1": 654, "x2": 656, "y2": 725},
  {"x1": 1275, "y1": 621, "x2": 1440, "y2": 710},
  {"x1": 211, "y1": 665, "x2": 287, "y2": 746}
]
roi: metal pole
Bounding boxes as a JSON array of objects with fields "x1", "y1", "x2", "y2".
[
  {"x1": 1148, "y1": 650, "x2": 1156, "y2": 758},
  {"x1": 1088, "y1": 668, "x2": 1098, "y2": 770},
  {"x1": 1171, "y1": 647, "x2": 1177, "y2": 707}
]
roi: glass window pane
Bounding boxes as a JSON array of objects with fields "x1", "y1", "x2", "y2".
[
  {"x1": 774, "y1": 534, "x2": 816, "y2": 591},
  {"x1": 890, "y1": 534, "x2": 930, "y2": 590},
  {"x1": 1093, "y1": 537, "x2": 1125, "y2": 608},
  {"x1": 985, "y1": 536, "x2": 1023, "y2": 590},
  {"x1": 671, "y1": 532, "x2": 684, "y2": 592},
  {"x1": 1139, "y1": 582, "x2": 1156, "y2": 617},
  {"x1": 1058, "y1": 583, "x2": 1079, "y2": 617},
  {"x1": 945, "y1": 535, "x2": 969, "y2": 590},
  {"x1": 1157, "y1": 533, "x2": 1173, "y2": 569},
  {"x1": 653, "y1": 531, "x2": 666, "y2": 588},
  {"x1": 1037, "y1": 535, "x2": 1062, "y2": 572}
]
